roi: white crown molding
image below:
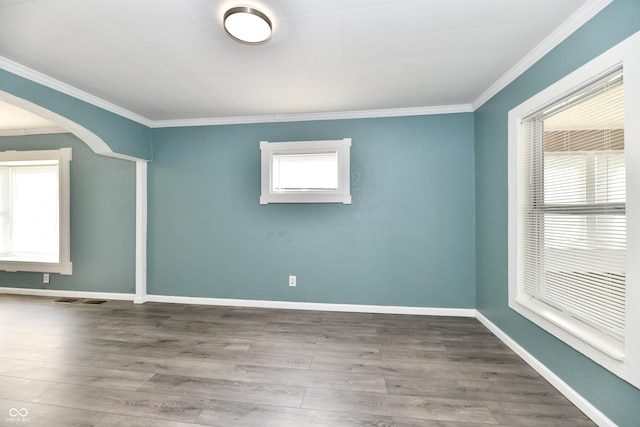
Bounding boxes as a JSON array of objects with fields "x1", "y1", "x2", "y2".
[
  {"x1": 0, "y1": 56, "x2": 152, "y2": 127},
  {"x1": 475, "y1": 311, "x2": 615, "y2": 427},
  {"x1": 471, "y1": 0, "x2": 614, "y2": 110},
  {"x1": 149, "y1": 104, "x2": 474, "y2": 128}
]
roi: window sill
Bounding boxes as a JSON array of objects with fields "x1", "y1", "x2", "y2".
[
  {"x1": 0, "y1": 261, "x2": 73, "y2": 275},
  {"x1": 260, "y1": 193, "x2": 352, "y2": 204},
  {"x1": 511, "y1": 295, "x2": 624, "y2": 362}
]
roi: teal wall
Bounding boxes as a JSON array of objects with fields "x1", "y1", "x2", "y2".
[
  {"x1": 0, "y1": 69, "x2": 152, "y2": 160},
  {"x1": 474, "y1": 0, "x2": 640, "y2": 425},
  {"x1": 148, "y1": 114, "x2": 476, "y2": 307},
  {"x1": 0, "y1": 133, "x2": 136, "y2": 293}
]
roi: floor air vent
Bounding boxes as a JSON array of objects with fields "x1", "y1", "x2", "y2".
[
  {"x1": 53, "y1": 298, "x2": 107, "y2": 304},
  {"x1": 54, "y1": 298, "x2": 79, "y2": 303}
]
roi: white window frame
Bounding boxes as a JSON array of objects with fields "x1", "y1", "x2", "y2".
[
  {"x1": 260, "y1": 138, "x2": 351, "y2": 204},
  {"x1": 508, "y1": 31, "x2": 640, "y2": 388},
  {"x1": 0, "y1": 148, "x2": 72, "y2": 275}
]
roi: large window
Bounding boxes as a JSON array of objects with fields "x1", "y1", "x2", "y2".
[
  {"x1": 260, "y1": 138, "x2": 351, "y2": 204},
  {"x1": 508, "y1": 32, "x2": 640, "y2": 388},
  {"x1": 0, "y1": 148, "x2": 72, "y2": 275}
]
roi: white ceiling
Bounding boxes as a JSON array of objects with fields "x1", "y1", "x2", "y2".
[
  {"x1": 0, "y1": 100, "x2": 66, "y2": 135},
  {"x1": 0, "y1": 0, "x2": 597, "y2": 127}
]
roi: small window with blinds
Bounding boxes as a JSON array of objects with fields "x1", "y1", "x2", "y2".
[
  {"x1": 260, "y1": 139, "x2": 351, "y2": 204},
  {"x1": 520, "y1": 69, "x2": 626, "y2": 345}
]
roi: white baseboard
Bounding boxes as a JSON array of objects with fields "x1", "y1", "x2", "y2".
[
  {"x1": 474, "y1": 311, "x2": 615, "y2": 427},
  {"x1": 0, "y1": 287, "x2": 134, "y2": 301},
  {"x1": 0, "y1": 287, "x2": 475, "y2": 316},
  {"x1": 145, "y1": 294, "x2": 476, "y2": 317}
]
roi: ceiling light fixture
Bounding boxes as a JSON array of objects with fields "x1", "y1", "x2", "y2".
[{"x1": 223, "y1": 6, "x2": 272, "y2": 45}]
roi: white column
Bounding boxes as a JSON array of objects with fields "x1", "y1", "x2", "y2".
[{"x1": 134, "y1": 160, "x2": 147, "y2": 304}]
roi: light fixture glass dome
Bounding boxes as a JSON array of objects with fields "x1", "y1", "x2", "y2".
[{"x1": 224, "y1": 6, "x2": 272, "y2": 45}]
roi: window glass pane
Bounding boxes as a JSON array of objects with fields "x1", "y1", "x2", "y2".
[
  {"x1": 543, "y1": 214, "x2": 626, "y2": 249},
  {"x1": 0, "y1": 167, "x2": 9, "y2": 252},
  {"x1": 544, "y1": 154, "x2": 586, "y2": 205},
  {"x1": 596, "y1": 154, "x2": 626, "y2": 203},
  {"x1": 0, "y1": 164, "x2": 59, "y2": 263},
  {"x1": 272, "y1": 152, "x2": 338, "y2": 192},
  {"x1": 594, "y1": 214, "x2": 626, "y2": 248},
  {"x1": 543, "y1": 214, "x2": 587, "y2": 249}
]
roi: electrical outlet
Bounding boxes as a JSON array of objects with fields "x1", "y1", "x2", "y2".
[
  {"x1": 43, "y1": 273, "x2": 49, "y2": 284},
  {"x1": 289, "y1": 275, "x2": 296, "y2": 287}
]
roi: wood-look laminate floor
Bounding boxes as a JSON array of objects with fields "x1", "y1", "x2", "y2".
[{"x1": 0, "y1": 294, "x2": 595, "y2": 427}]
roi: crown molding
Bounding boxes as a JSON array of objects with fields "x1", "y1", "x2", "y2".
[
  {"x1": 0, "y1": 56, "x2": 152, "y2": 127},
  {"x1": 150, "y1": 104, "x2": 474, "y2": 128},
  {"x1": 471, "y1": 0, "x2": 613, "y2": 110}
]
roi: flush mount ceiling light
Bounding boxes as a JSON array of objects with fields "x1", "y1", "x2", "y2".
[{"x1": 223, "y1": 6, "x2": 272, "y2": 45}]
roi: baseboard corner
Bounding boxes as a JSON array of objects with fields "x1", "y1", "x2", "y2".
[{"x1": 474, "y1": 310, "x2": 616, "y2": 427}]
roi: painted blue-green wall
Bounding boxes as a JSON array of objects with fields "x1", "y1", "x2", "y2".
[
  {"x1": 0, "y1": 133, "x2": 136, "y2": 293},
  {"x1": 149, "y1": 114, "x2": 476, "y2": 307},
  {"x1": 474, "y1": 0, "x2": 640, "y2": 425}
]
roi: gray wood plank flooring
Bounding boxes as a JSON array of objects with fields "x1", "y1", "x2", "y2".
[{"x1": 0, "y1": 295, "x2": 595, "y2": 426}]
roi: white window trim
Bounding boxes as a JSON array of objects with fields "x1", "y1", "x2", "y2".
[
  {"x1": 0, "y1": 148, "x2": 72, "y2": 275},
  {"x1": 260, "y1": 138, "x2": 351, "y2": 204},
  {"x1": 508, "y1": 31, "x2": 640, "y2": 388}
]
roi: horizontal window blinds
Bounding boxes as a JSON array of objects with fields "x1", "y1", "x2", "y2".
[{"x1": 520, "y1": 69, "x2": 626, "y2": 341}]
